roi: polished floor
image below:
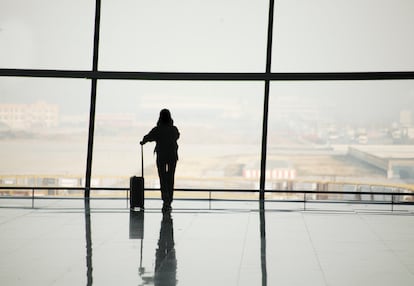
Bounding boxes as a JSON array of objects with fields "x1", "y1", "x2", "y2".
[{"x1": 1, "y1": 199, "x2": 414, "y2": 285}]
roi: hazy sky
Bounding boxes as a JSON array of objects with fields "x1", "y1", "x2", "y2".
[{"x1": 1, "y1": 0, "x2": 413, "y2": 123}]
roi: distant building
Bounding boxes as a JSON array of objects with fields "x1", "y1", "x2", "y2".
[
  {"x1": 0, "y1": 102, "x2": 59, "y2": 129},
  {"x1": 271, "y1": 95, "x2": 320, "y2": 123},
  {"x1": 400, "y1": 110, "x2": 412, "y2": 127},
  {"x1": 243, "y1": 160, "x2": 296, "y2": 180}
]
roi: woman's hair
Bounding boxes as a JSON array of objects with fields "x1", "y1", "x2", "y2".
[{"x1": 157, "y1": 109, "x2": 173, "y2": 126}]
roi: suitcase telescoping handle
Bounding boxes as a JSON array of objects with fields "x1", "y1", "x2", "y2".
[{"x1": 141, "y1": 144, "x2": 144, "y2": 178}]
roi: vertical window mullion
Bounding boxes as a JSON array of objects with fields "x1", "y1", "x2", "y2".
[
  {"x1": 260, "y1": 0, "x2": 275, "y2": 200},
  {"x1": 85, "y1": 0, "x2": 102, "y2": 197}
]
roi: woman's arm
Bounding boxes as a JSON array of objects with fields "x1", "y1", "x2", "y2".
[
  {"x1": 174, "y1": 126, "x2": 180, "y2": 141},
  {"x1": 140, "y1": 127, "x2": 158, "y2": 145}
]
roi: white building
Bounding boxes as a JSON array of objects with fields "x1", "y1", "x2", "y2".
[
  {"x1": 0, "y1": 102, "x2": 59, "y2": 129},
  {"x1": 400, "y1": 110, "x2": 412, "y2": 127}
]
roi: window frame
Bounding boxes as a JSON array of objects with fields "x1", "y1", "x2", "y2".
[{"x1": 1, "y1": 0, "x2": 413, "y2": 199}]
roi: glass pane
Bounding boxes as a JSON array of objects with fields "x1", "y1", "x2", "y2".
[
  {"x1": 0, "y1": 77, "x2": 90, "y2": 196},
  {"x1": 99, "y1": 0, "x2": 268, "y2": 72},
  {"x1": 266, "y1": 80, "x2": 414, "y2": 202},
  {"x1": 0, "y1": 0, "x2": 94, "y2": 69},
  {"x1": 92, "y1": 80, "x2": 263, "y2": 196},
  {"x1": 273, "y1": 0, "x2": 414, "y2": 72}
]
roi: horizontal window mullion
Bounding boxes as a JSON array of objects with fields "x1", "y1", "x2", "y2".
[{"x1": 1, "y1": 69, "x2": 414, "y2": 81}]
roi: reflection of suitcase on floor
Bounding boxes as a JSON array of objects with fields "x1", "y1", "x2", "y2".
[
  {"x1": 129, "y1": 209, "x2": 144, "y2": 239},
  {"x1": 130, "y1": 145, "x2": 144, "y2": 209}
]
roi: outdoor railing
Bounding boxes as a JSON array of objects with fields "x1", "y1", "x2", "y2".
[{"x1": 1, "y1": 185, "x2": 413, "y2": 210}]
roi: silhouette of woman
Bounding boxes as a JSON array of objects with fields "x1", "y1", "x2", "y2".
[{"x1": 140, "y1": 109, "x2": 180, "y2": 211}]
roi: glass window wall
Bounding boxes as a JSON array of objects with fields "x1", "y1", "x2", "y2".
[
  {"x1": 91, "y1": 80, "x2": 263, "y2": 197},
  {"x1": 272, "y1": 0, "x2": 414, "y2": 72},
  {"x1": 0, "y1": 0, "x2": 94, "y2": 69},
  {"x1": 266, "y1": 80, "x2": 414, "y2": 201},
  {"x1": 1, "y1": 0, "x2": 413, "y2": 201},
  {"x1": 99, "y1": 0, "x2": 268, "y2": 72},
  {"x1": 0, "y1": 77, "x2": 90, "y2": 195}
]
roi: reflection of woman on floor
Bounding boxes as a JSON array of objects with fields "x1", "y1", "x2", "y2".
[
  {"x1": 141, "y1": 109, "x2": 180, "y2": 212},
  {"x1": 154, "y1": 211, "x2": 177, "y2": 286}
]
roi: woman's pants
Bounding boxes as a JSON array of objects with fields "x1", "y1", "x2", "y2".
[{"x1": 156, "y1": 159, "x2": 177, "y2": 206}]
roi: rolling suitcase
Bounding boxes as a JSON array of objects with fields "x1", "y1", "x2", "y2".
[{"x1": 130, "y1": 144, "x2": 144, "y2": 209}]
